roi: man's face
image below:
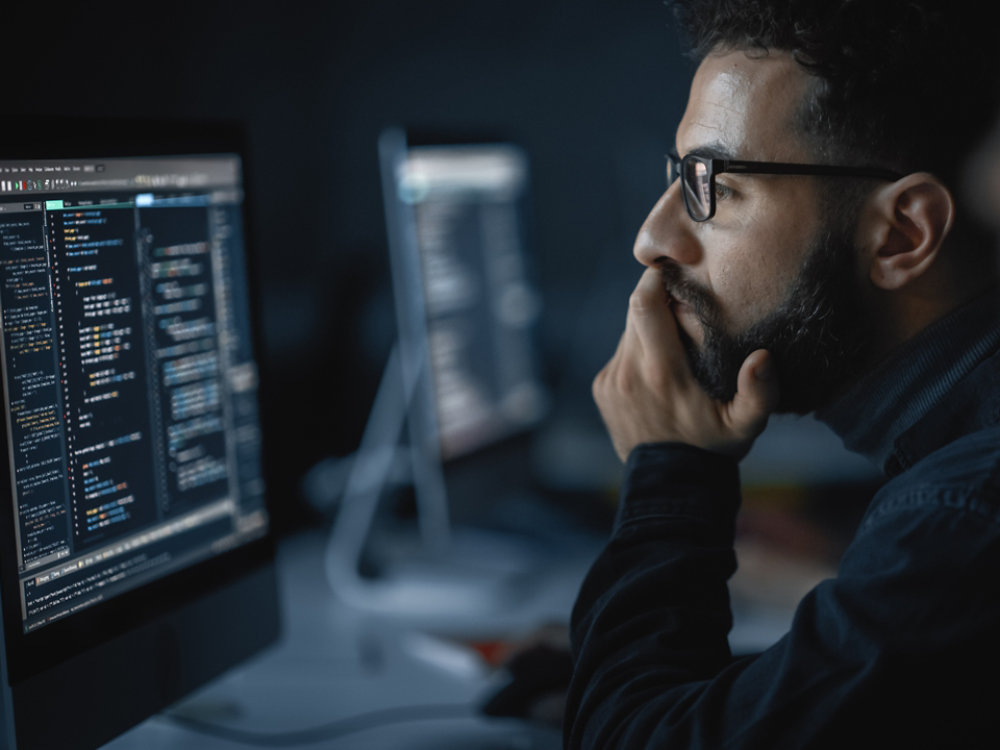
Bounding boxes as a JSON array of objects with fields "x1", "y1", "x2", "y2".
[{"x1": 634, "y1": 50, "x2": 871, "y2": 412}]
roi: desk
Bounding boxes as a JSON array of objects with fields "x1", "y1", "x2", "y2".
[
  {"x1": 103, "y1": 510, "x2": 804, "y2": 749},
  {"x1": 104, "y1": 527, "x2": 569, "y2": 750}
]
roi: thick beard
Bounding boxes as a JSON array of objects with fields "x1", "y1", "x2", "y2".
[{"x1": 663, "y1": 220, "x2": 872, "y2": 414}]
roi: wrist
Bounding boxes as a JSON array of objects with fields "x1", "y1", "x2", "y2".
[{"x1": 618, "y1": 442, "x2": 741, "y2": 530}]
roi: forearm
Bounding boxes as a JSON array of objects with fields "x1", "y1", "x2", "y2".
[
  {"x1": 565, "y1": 442, "x2": 742, "y2": 749},
  {"x1": 564, "y1": 441, "x2": 1000, "y2": 749}
]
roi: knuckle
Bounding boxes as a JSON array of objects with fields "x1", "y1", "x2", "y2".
[
  {"x1": 591, "y1": 373, "x2": 604, "y2": 398},
  {"x1": 593, "y1": 366, "x2": 616, "y2": 400},
  {"x1": 628, "y1": 288, "x2": 654, "y2": 314}
]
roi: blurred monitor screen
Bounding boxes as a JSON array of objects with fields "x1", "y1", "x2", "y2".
[{"x1": 382, "y1": 130, "x2": 548, "y2": 461}]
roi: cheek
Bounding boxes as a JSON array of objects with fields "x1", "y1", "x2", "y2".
[
  {"x1": 748, "y1": 201, "x2": 821, "y2": 313},
  {"x1": 711, "y1": 243, "x2": 804, "y2": 331},
  {"x1": 701, "y1": 185, "x2": 823, "y2": 331}
]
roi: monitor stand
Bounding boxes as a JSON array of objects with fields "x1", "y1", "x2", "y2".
[{"x1": 324, "y1": 343, "x2": 543, "y2": 632}]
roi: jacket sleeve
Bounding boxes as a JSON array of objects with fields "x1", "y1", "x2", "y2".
[
  {"x1": 564, "y1": 441, "x2": 743, "y2": 749},
  {"x1": 563, "y1": 441, "x2": 1000, "y2": 749}
]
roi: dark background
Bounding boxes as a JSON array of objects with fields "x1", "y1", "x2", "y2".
[{"x1": 5, "y1": 0, "x2": 697, "y2": 533}]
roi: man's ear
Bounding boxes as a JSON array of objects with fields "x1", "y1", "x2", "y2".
[{"x1": 856, "y1": 173, "x2": 954, "y2": 291}]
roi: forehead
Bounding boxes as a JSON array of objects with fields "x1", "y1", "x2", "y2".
[{"x1": 677, "y1": 50, "x2": 812, "y2": 161}]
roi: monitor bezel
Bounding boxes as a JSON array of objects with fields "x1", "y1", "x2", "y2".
[{"x1": 0, "y1": 116, "x2": 280, "y2": 688}]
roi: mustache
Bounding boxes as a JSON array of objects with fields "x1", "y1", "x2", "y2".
[{"x1": 658, "y1": 262, "x2": 721, "y2": 331}]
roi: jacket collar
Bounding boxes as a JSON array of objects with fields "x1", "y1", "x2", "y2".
[{"x1": 816, "y1": 286, "x2": 1000, "y2": 477}]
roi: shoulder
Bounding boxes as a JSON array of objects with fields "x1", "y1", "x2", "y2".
[
  {"x1": 862, "y1": 424, "x2": 1000, "y2": 529},
  {"x1": 829, "y1": 426, "x2": 1000, "y2": 656},
  {"x1": 840, "y1": 424, "x2": 1000, "y2": 592}
]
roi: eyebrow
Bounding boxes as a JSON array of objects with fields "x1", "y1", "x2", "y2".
[{"x1": 681, "y1": 142, "x2": 738, "y2": 161}]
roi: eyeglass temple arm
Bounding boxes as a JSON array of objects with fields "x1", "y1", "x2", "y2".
[{"x1": 719, "y1": 159, "x2": 902, "y2": 181}]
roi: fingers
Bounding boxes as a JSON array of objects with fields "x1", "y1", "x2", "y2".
[
  {"x1": 627, "y1": 267, "x2": 672, "y2": 351},
  {"x1": 595, "y1": 267, "x2": 780, "y2": 461},
  {"x1": 625, "y1": 267, "x2": 689, "y2": 383},
  {"x1": 723, "y1": 349, "x2": 780, "y2": 449}
]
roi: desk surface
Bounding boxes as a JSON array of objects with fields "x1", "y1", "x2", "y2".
[
  {"x1": 102, "y1": 509, "x2": 804, "y2": 749},
  {"x1": 103, "y1": 527, "x2": 571, "y2": 750}
]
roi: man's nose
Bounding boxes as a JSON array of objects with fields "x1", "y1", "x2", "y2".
[{"x1": 633, "y1": 184, "x2": 701, "y2": 268}]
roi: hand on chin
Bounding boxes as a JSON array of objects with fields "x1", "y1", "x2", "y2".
[{"x1": 593, "y1": 267, "x2": 780, "y2": 462}]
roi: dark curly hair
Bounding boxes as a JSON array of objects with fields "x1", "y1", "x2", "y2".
[{"x1": 668, "y1": 0, "x2": 999, "y2": 260}]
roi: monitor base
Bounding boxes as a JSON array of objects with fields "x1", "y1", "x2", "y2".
[{"x1": 328, "y1": 524, "x2": 545, "y2": 632}]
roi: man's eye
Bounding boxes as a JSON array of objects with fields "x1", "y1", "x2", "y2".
[{"x1": 715, "y1": 181, "x2": 734, "y2": 200}]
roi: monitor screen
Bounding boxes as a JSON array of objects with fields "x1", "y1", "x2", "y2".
[
  {"x1": 0, "y1": 153, "x2": 267, "y2": 633},
  {"x1": 381, "y1": 129, "x2": 548, "y2": 462},
  {"x1": 0, "y1": 117, "x2": 279, "y2": 750}
]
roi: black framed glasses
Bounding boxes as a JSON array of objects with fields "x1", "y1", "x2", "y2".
[{"x1": 666, "y1": 151, "x2": 903, "y2": 222}]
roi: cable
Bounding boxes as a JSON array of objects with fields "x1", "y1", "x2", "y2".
[{"x1": 161, "y1": 702, "x2": 475, "y2": 747}]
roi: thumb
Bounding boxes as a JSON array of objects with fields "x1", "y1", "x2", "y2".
[{"x1": 726, "y1": 349, "x2": 780, "y2": 443}]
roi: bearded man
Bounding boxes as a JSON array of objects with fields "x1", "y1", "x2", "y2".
[{"x1": 567, "y1": 1, "x2": 1000, "y2": 747}]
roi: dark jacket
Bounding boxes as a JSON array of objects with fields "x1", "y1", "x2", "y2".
[{"x1": 565, "y1": 289, "x2": 1000, "y2": 749}]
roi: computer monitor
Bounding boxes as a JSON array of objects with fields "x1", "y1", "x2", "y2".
[
  {"x1": 0, "y1": 117, "x2": 280, "y2": 750},
  {"x1": 323, "y1": 128, "x2": 550, "y2": 626},
  {"x1": 382, "y1": 127, "x2": 548, "y2": 465}
]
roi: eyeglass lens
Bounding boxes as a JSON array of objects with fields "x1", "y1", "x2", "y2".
[
  {"x1": 683, "y1": 157, "x2": 711, "y2": 221},
  {"x1": 667, "y1": 154, "x2": 713, "y2": 221}
]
